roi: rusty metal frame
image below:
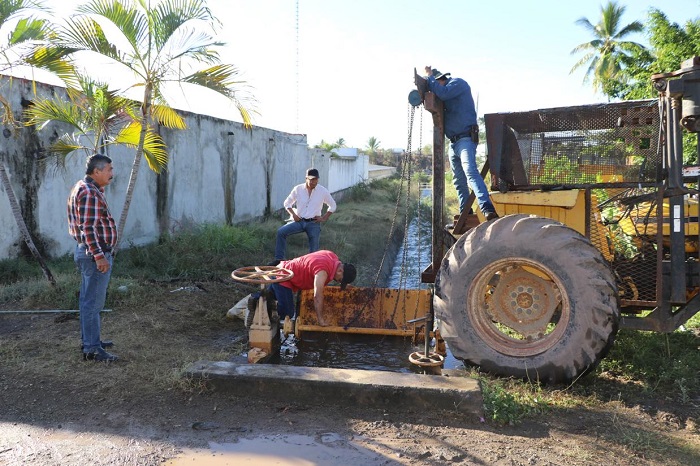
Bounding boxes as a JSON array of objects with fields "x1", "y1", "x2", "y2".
[{"x1": 296, "y1": 287, "x2": 432, "y2": 338}]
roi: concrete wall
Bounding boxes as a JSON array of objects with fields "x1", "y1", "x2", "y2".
[
  {"x1": 0, "y1": 76, "x2": 368, "y2": 260},
  {"x1": 367, "y1": 164, "x2": 396, "y2": 181}
]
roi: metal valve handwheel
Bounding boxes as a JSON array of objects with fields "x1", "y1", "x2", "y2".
[
  {"x1": 409, "y1": 351, "x2": 444, "y2": 367},
  {"x1": 231, "y1": 266, "x2": 294, "y2": 285}
]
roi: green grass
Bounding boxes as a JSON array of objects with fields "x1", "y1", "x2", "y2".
[
  {"x1": 1, "y1": 173, "x2": 699, "y2": 433},
  {"x1": 0, "y1": 176, "x2": 418, "y2": 308}
]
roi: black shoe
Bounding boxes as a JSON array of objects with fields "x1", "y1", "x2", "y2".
[
  {"x1": 266, "y1": 260, "x2": 281, "y2": 266},
  {"x1": 80, "y1": 340, "x2": 114, "y2": 352},
  {"x1": 485, "y1": 212, "x2": 499, "y2": 221},
  {"x1": 84, "y1": 347, "x2": 119, "y2": 362}
]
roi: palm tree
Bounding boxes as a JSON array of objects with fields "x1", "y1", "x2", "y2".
[
  {"x1": 365, "y1": 136, "x2": 380, "y2": 163},
  {"x1": 0, "y1": 0, "x2": 56, "y2": 285},
  {"x1": 365, "y1": 136, "x2": 380, "y2": 153},
  {"x1": 34, "y1": 0, "x2": 255, "y2": 249},
  {"x1": 570, "y1": 1, "x2": 645, "y2": 93},
  {"x1": 25, "y1": 73, "x2": 167, "y2": 171}
]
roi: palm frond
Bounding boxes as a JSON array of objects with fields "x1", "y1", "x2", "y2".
[
  {"x1": 58, "y1": 16, "x2": 124, "y2": 64},
  {"x1": 151, "y1": 0, "x2": 214, "y2": 51},
  {"x1": 23, "y1": 45, "x2": 79, "y2": 88},
  {"x1": 162, "y1": 26, "x2": 221, "y2": 65},
  {"x1": 77, "y1": 0, "x2": 149, "y2": 52},
  {"x1": 614, "y1": 22, "x2": 645, "y2": 40},
  {"x1": 0, "y1": 94, "x2": 15, "y2": 125},
  {"x1": 8, "y1": 17, "x2": 46, "y2": 44},
  {"x1": 24, "y1": 96, "x2": 87, "y2": 133},
  {"x1": 46, "y1": 134, "x2": 88, "y2": 158},
  {"x1": 181, "y1": 64, "x2": 243, "y2": 99},
  {"x1": 151, "y1": 103, "x2": 186, "y2": 129},
  {"x1": 115, "y1": 121, "x2": 169, "y2": 173},
  {"x1": 0, "y1": 1, "x2": 45, "y2": 24}
]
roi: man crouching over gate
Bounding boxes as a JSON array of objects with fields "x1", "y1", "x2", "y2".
[{"x1": 264, "y1": 250, "x2": 356, "y2": 327}]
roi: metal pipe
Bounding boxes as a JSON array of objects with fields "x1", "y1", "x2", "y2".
[{"x1": 0, "y1": 309, "x2": 111, "y2": 314}]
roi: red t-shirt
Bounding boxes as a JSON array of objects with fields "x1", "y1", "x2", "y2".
[{"x1": 279, "y1": 250, "x2": 341, "y2": 292}]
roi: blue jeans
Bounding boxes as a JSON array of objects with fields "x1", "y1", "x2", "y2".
[
  {"x1": 274, "y1": 219, "x2": 321, "y2": 260},
  {"x1": 450, "y1": 137, "x2": 495, "y2": 214},
  {"x1": 270, "y1": 283, "x2": 296, "y2": 319},
  {"x1": 74, "y1": 244, "x2": 113, "y2": 353}
]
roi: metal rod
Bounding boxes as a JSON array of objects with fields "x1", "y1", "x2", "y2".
[
  {"x1": 0, "y1": 309, "x2": 111, "y2": 314},
  {"x1": 296, "y1": 325, "x2": 414, "y2": 336}
]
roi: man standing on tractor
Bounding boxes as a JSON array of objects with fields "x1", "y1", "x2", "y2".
[{"x1": 424, "y1": 66, "x2": 498, "y2": 221}]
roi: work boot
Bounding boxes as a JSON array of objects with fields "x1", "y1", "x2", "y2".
[
  {"x1": 84, "y1": 347, "x2": 119, "y2": 362},
  {"x1": 485, "y1": 212, "x2": 499, "y2": 221}
]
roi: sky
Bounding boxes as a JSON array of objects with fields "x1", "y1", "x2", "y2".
[{"x1": 27, "y1": 1, "x2": 700, "y2": 150}]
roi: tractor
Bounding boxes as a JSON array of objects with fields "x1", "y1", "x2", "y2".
[
  {"x1": 413, "y1": 57, "x2": 700, "y2": 383},
  {"x1": 233, "y1": 58, "x2": 699, "y2": 384}
]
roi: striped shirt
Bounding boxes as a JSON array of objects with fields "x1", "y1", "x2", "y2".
[{"x1": 67, "y1": 176, "x2": 118, "y2": 260}]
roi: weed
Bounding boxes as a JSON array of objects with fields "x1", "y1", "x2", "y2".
[
  {"x1": 347, "y1": 180, "x2": 372, "y2": 201},
  {"x1": 596, "y1": 329, "x2": 700, "y2": 398},
  {"x1": 480, "y1": 377, "x2": 549, "y2": 426}
]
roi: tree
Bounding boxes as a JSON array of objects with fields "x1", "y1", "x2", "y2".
[
  {"x1": 570, "y1": 1, "x2": 645, "y2": 94},
  {"x1": 601, "y1": 9, "x2": 700, "y2": 163},
  {"x1": 314, "y1": 139, "x2": 343, "y2": 151},
  {"x1": 0, "y1": 0, "x2": 56, "y2": 285},
  {"x1": 35, "y1": 0, "x2": 254, "y2": 250},
  {"x1": 604, "y1": 9, "x2": 700, "y2": 100},
  {"x1": 25, "y1": 73, "x2": 167, "y2": 170},
  {"x1": 365, "y1": 136, "x2": 380, "y2": 163},
  {"x1": 365, "y1": 136, "x2": 380, "y2": 152}
]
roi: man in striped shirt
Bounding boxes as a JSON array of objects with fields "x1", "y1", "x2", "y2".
[{"x1": 67, "y1": 154, "x2": 119, "y2": 362}]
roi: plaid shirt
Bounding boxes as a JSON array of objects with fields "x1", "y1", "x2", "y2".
[{"x1": 67, "y1": 176, "x2": 118, "y2": 260}]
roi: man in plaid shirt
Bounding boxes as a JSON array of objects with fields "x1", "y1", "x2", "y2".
[{"x1": 67, "y1": 154, "x2": 119, "y2": 362}]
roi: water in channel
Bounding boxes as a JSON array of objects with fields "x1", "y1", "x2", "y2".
[{"x1": 278, "y1": 199, "x2": 463, "y2": 373}]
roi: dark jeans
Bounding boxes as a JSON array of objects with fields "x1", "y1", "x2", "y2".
[
  {"x1": 274, "y1": 219, "x2": 321, "y2": 260},
  {"x1": 270, "y1": 283, "x2": 296, "y2": 319}
]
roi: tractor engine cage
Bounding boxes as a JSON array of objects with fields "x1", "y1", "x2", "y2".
[
  {"x1": 484, "y1": 99, "x2": 661, "y2": 190},
  {"x1": 484, "y1": 98, "x2": 700, "y2": 332}
]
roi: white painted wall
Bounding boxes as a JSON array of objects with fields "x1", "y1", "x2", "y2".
[{"x1": 0, "y1": 76, "x2": 368, "y2": 259}]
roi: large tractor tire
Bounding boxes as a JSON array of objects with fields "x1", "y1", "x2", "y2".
[{"x1": 434, "y1": 214, "x2": 619, "y2": 384}]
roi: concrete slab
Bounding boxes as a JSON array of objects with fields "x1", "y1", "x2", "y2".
[{"x1": 186, "y1": 361, "x2": 483, "y2": 417}]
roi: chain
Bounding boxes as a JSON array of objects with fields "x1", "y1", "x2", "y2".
[
  {"x1": 344, "y1": 102, "x2": 417, "y2": 329},
  {"x1": 370, "y1": 102, "x2": 415, "y2": 286},
  {"x1": 416, "y1": 107, "x2": 423, "y2": 283},
  {"x1": 389, "y1": 102, "x2": 419, "y2": 324}
]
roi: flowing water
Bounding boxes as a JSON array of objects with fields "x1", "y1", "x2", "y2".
[{"x1": 278, "y1": 189, "x2": 462, "y2": 372}]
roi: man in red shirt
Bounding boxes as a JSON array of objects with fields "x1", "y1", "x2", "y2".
[{"x1": 271, "y1": 250, "x2": 356, "y2": 326}]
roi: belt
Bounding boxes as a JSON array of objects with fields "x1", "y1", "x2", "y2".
[
  {"x1": 300, "y1": 217, "x2": 316, "y2": 222},
  {"x1": 449, "y1": 131, "x2": 471, "y2": 143},
  {"x1": 79, "y1": 243, "x2": 112, "y2": 253}
]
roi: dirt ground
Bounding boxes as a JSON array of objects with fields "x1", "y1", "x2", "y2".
[{"x1": 1, "y1": 280, "x2": 699, "y2": 465}]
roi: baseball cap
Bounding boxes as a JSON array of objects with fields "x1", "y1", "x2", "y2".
[
  {"x1": 340, "y1": 263, "x2": 356, "y2": 290},
  {"x1": 432, "y1": 69, "x2": 451, "y2": 80},
  {"x1": 306, "y1": 168, "x2": 319, "y2": 178}
]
